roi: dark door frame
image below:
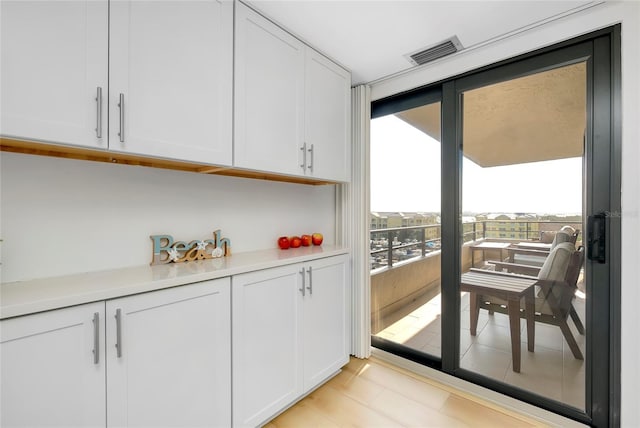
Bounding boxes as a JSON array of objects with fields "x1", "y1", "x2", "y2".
[{"x1": 372, "y1": 25, "x2": 621, "y2": 427}]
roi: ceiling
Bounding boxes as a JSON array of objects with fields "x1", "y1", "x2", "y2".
[
  {"x1": 246, "y1": 0, "x2": 601, "y2": 85},
  {"x1": 396, "y1": 62, "x2": 586, "y2": 167}
]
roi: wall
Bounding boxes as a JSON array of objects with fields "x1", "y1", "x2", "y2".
[
  {"x1": 371, "y1": 253, "x2": 441, "y2": 332},
  {"x1": 371, "y1": 2, "x2": 640, "y2": 425},
  {"x1": 0, "y1": 152, "x2": 336, "y2": 282},
  {"x1": 371, "y1": 243, "x2": 476, "y2": 333}
]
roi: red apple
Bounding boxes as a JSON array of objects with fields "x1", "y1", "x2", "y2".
[
  {"x1": 290, "y1": 236, "x2": 302, "y2": 248},
  {"x1": 277, "y1": 236, "x2": 290, "y2": 250},
  {"x1": 311, "y1": 233, "x2": 323, "y2": 246},
  {"x1": 301, "y1": 234, "x2": 312, "y2": 247}
]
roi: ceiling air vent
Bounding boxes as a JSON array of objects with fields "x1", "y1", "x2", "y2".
[{"x1": 405, "y1": 36, "x2": 463, "y2": 66}]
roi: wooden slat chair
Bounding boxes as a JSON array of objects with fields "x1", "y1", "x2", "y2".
[
  {"x1": 505, "y1": 228, "x2": 579, "y2": 267},
  {"x1": 470, "y1": 242, "x2": 585, "y2": 359}
]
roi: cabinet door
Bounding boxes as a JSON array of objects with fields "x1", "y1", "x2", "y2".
[
  {"x1": 234, "y1": 2, "x2": 305, "y2": 177},
  {"x1": 303, "y1": 255, "x2": 350, "y2": 390},
  {"x1": 304, "y1": 48, "x2": 352, "y2": 182},
  {"x1": 232, "y1": 264, "x2": 303, "y2": 427},
  {"x1": 0, "y1": 1, "x2": 108, "y2": 148},
  {"x1": 106, "y1": 279, "x2": 231, "y2": 428},
  {"x1": 0, "y1": 302, "x2": 106, "y2": 428},
  {"x1": 109, "y1": 0, "x2": 232, "y2": 165}
]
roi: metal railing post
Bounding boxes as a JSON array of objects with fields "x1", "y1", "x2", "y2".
[
  {"x1": 387, "y1": 229, "x2": 393, "y2": 268},
  {"x1": 421, "y1": 227, "x2": 426, "y2": 257}
]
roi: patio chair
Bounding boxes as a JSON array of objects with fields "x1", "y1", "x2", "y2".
[
  {"x1": 504, "y1": 227, "x2": 579, "y2": 267},
  {"x1": 469, "y1": 242, "x2": 585, "y2": 359}
]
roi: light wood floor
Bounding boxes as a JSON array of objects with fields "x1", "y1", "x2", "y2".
[{"x1": 265, "y1": 357, "x2": 548, "y2": 427}]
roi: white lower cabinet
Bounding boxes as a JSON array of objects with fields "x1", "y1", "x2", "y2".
[
  {"x1": 1, "y1": 254, "x2": 349, "y2": 428},
  {"x1": 1, "y1": 302, "x2": 107, "y2": 428},
  {"x1": 232, "y1": 255, "x2": 349, "y2": 427},
  {"x1": 0, "y1": 278, "x2": 231, "y2": 428},
  {"x1": 301, "y1": 256, "x2": 350, "y2": 390},
  {"x1": 106, "y1": 278, "x2": 231, "y2": 428}
]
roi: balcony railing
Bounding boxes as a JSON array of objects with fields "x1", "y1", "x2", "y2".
[{"x1": 371, "y1": 219, "x2": 581, "y2": 270}]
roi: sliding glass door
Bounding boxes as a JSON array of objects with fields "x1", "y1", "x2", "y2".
[
  {"x1": 458, "y1": 60, "x2": 587, "y2": 408},
  {"x1": 372, "y1": 28, "x2": 619, "y2": 426},
  {"x1": 370, "y1": 90, "x2": 443, "y2": 365}
]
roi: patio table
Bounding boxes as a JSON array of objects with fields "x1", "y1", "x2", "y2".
[
  {"x1": 460, "y1": 270, "x2": 537, "y2": 373},
  {"x1": 469, "y1": 242, "x2": 512, "y2": 268},
  {"x1": 515, "y1": 242, "x2": 552, "y2": 250}
]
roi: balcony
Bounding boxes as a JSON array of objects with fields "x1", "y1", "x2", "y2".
[{"x1": 371, "y1": 219, "x2": 585, "y2": 408}]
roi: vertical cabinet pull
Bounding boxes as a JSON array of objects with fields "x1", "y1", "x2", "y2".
[
  {"x1": 114, "y1": 308, "x2": 122, "y2": 358},
  {"x1": 118, "y1": 93, "x2": 125, "y2": 143},
  {"x1": 299, "y1": 143, "x2": 307, "y2": 169},
  {"x1": 95, "y1": 87, "x2": 102, "y2": 138},
  {"x1": 92, "y1": 312, "x2": 100, "y2": 364},
  {"x1": 307, "y1": 144, "x2": 314, "y2": 172},
  {"x1": 306, "y1": 266, "x2": 313, "y2": 294},
  {"x1": 299, "y1": 268, "x2": 306, "y2": 296}
]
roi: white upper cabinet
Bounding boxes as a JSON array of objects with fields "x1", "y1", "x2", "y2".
[
  {"x1": 109, "y1": 0, "x2": 233, "y2": 165},
  {"x1": 2, "y1": 0, "x2": 349, "y2": 180},
  {"x1": 234, "y1": 2, "x2": 305, "y2": 177},
  {"x1": 234, "y1": 2, "x2": 351, "y2": 182},
  {"x1": 304, "y1": 48, "x2": 351, "y2": 182},
  {"x1": 0, "y1": 1, "x2": 108, "y2": 148}
]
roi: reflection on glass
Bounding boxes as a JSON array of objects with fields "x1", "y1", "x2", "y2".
[
  {"x1": 370, "y1": 102, "x2": 442, "y2": 358},
  {"x1": 459, "y1": 62, "x2": 586, "y2": 409}
]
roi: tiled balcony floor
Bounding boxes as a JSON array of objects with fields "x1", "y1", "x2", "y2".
[{"x1": 373, "y1": 290, "x2": 586, "y2": 410}]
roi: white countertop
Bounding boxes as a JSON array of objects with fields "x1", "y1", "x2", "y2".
[{"x1": 0, "y1": 245, "x2": 349, "y2": 319}]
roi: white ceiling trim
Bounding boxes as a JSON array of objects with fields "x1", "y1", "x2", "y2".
[
  {"x1": 371, "y1": 0, "x2": 620, "y2": 101},
  {"x1": 368, "y1": 0, "x2": 605, "y2": 87}
]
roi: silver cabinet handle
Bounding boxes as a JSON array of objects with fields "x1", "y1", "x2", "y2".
[
  {"x1": 114, "y1": 308, "x2": 122, "y2": 358},
  {"x1": 117, "y1": 93, "x2": 125, "y2": 143},
  {"x1": 299, "y1": 268, "x2": 306, "y2": 296},
  {"x1": 92, "y1": 312, "x2": 100, "y2": 364},
  {"x1": 307, "y1": 144, "x2": 314, "y2": 172},
  {"x1": 95, "y1": 87, "x2": 102, "y2": 138},
  {"x1": 306, "y1": 266, "x2": 313, "y2": 294},
  {"x1": 299, "y1": 143, "x2": 307, "y2": 169}
]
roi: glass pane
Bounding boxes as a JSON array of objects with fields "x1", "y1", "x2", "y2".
[
  {"x1": 459, "y1": 62, "x2": 586, "y2": 409},
  {"x1": 370, "y1": 102, "x2": 442, "y2": 358}
]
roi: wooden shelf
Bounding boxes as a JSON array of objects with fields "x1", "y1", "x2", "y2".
[{"x1": 1, "y1": 137, "x2": 337, "y2": 186}]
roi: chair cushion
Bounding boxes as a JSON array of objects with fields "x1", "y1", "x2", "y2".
[
  {"x1": 540, "y1": 231, "x2": 557, "y2": 243},
  {"x1": 538, "y1": 242, "x2": 574, "y2": 281},
  {"x1": 550, "y1": 231, "x2": 574, "y2": 250}
]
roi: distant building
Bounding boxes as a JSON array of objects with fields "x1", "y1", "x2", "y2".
[
  {"x1": 370, "y1": 212, "x2": 440, "y2": 230},
  {"x1": 481, "y1": 213, "x2": 541, "y2": 240}
]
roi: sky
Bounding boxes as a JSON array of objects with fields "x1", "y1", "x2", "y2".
[{"x1": 370, "y1": 115, "x2": 583, "y2": 215}]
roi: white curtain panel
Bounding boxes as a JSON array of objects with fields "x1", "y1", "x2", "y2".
[{"x1": 349, "y1": 84, "x2": 372, "y2": 358}]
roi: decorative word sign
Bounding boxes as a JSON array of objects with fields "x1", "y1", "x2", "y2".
[{"x1": 150, "y1": 230, "x2": 231, "y2": 265}]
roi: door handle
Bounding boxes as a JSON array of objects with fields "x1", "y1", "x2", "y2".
[
  {"x1": 114, "y1": 308, "x2": 123, "y2": 358},
  {"x1": 92, "y1": 312, "x2": 100, "y2": 364},
  {"x1": 95, "y1": 87, "x2": 102, "y2": 138},
  {"x1": 299, "y1": 268, "x2": 306, "y2": 296},
  {"x1": 306, "y1": 267, "x2": 313, "y2": 295},
  {"x1": 307, "y1": 144, "x2": 314, "y2": 173},
  {"x1": 300, "y1": 143, "x2": 307, "y2": 170},
  {"x1": 587, "y1": 213, "x2": 606, "y2": 263},
  {"x1": 117, "y1": 93, "x2": 125, "y2": 143}
]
